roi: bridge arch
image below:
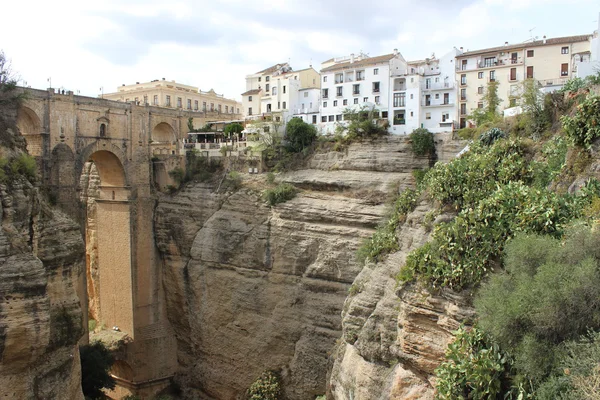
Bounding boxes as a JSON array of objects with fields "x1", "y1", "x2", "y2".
[
  {"x1": 152, "y1": 122, "x2": 176, "y2": 143},
  {"x1": 16, "y1": 106, "x2": 43, "y2": 156}
]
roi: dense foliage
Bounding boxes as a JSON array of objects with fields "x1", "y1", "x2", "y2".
[
  {"x1": 409, "y1": 128, "x2": 435, "y2": 156},
  {"x1": 435, "y1": 326, "x2": 513, "y2": 400},
  {"x1": 478, "y1": 127, "x2": 505, "y2": 147},
  {"x1": 263, "y1": 183, "x2": 297, "y2": 206},
  {"x1": 284, "y1": 117, "x2": 317, "y2": 153},
  {"x1": 224, "y1": 122, "x2": 244, "y2": 138},
  {"x1": 247, "y1": 371, "x2": 281, "y2": 400},
  {"x1": 80, "y1": 341, "x2": 116, "y2": 399},
  {"x1": 336, "y1": 106, "x2": 388, "y2": 140},
  {"x1": 561, "y1": 95, "x2": 600, "y2": 149}
]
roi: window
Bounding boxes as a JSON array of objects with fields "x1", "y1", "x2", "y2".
[
  {"x1": 511, "y1": 52, "x2": 518, "y2": 63},
  {"x1": 393, "y1": 111, "x2": 405, "y2": 125},
  {"x1": 272, "y1": 86, "x2": 277, "y2": 95},
  {"x1": 312, "y1": 115, "x2": 317, "y2": 124},
  {"x1": 277, "y1": 102, "x2": 280, "y2": 109},
  {"x1": 166, "y1": 95, "x2": 171, "y2": 106},
  {"x1": 527, "y1": 50, "x2": 534, "y2": 57},
  {"x1": 266, "y1": 84, "x2": 270, "y2": 92},
  {"x1": 304, "y1": 92, "x2": 308, "y2": 97},
  {"x1": 410, "y1": 112, "x2": 414, "y2": 117},
  {"x1": 393, "y1": 92, "x2": 406, "y2": 107},
  {"x1": 561, "y1": 63, "x2": 569, "y2": 76},
  {"x1": 321, "y1": 116, "x2": 327, "y2": 122},
  {"x1": 426, "y1": 78, "x2": 431, "y2": 89},
  {"x1": 410, "y1": 94, "x2": 414, "y2": 99},
  {"x1": 237, "y1": 108, "x2": 239, "y2": 114},
  {"x1": 527, "y1": 66, "x2": 534, "y2": 79},
  {"x1": 460, "y1": 103, "x2": 467, "y2": 115},
  {"x1": 258, "y1": 77, "x2": 262, "y2": 82},
  {"x1": 336, "y1": 86, "x2": 343, "y2": 97},
  {"x1": 478, "y1": 72, "x2": 484, "y2": 79},
  {"x1": 374, "y1": 68, "x2": 379, "y2": 75},
  {"x1": 301, "y1": 103, "x2": 304, "y2": 109},
  {"x1": 335, "y1": 73, "x2": 343, "y2": 84},
  {"x1": 561, "y1": 46, "x2": 569, "y2": 54},
  {"x1": 353, "y1": 84, "x2": 360, "y2": 95},
  {"x1": 478, "y1": 102, "x2": 483, "y2": 109},
  {"x1": 218, "y1": 104, "x2": 222, "y2": 113},
  {"x1": 282, "y1": 101, "x2": 286, "y2": 109},
  {"x1": 484, "y1": 57, "x2": 496, "y2": 67},
  {"x1": 356, "y1": 70, "x2": 364, "y2": 81},
  {"x1": 266, "y1": 104, "x2": 272, "y2": 112},
  {"x1": 510, "y1": 67, "x2": 517, "y2": 81},
  {"x1": 425, "y1": 94, "x2": 431, "y2": 106},
  {"x1": 323, "y1": 76, "x2": 327, "y2": 82},
  {"x1": 265, "y1": 76, "x2": 270, "y2": 82},
  {"x1": 343, "y1": 99, "x2": 348, "y2": 105},
  {"x1": 249, "y1": 95, "x2": 253, "y2": 102},
  {"x1": 461, "y1": 59, "x2": 467, "y2": 70},
  {"x1": 225, "y1": 105, "x2": 228, "y2": 113},
  {"x1": 323, "y1": 101, "x2": 327, "y2": 107},
  {"x1": 382, "y1": 111, "x2": 388, "y2": 118},
  {"x1": 353, "y1": 98, "x2": 358, "y2": 104},
  {"x1": 210, "y1": 103, "x2": 214, "y2": 111},
  {"x1": 135, "y1": 97, "x2": 139, "y2": 103},
  {"x1": 375, "y1": 96, "x2": 380, "y2": 104},
  {"x1": 153, "y1": 95, "x2": 158, "y2": 105},
  {"x1": 435, "y1": 77, "x2": 440, "y2": 83},
  {"x1": 276, "y1": 116, "x2": 280, "y2": 122},
  {"x1": 202, "y1": 102, "x2": 206, "y2": 111},
  {"x1": 99, "y1": 123, "x2": 106, "y2": 137},
  {"x1": 194, "y1": 100, "x2": 198, "y2": 110},
  {"x1": 478, "y1": 86, "x2": 484, "y2": 94},
  {"x1": 372, "y1": 82, "x2": 380, "y2": 92},
  {"x1": 509, "y1": 98, "x2": 516, "y2": 107},
  {"x1": 177, "y1": 97, "x2": 182, "y2": 108},
  {"x1": 328, "y1": 115, "x2": 334, "y2": 122},
  {"x1": 333, "y1": 100, "x2": 337, "y2": 106},
  {"x1": 248, "y1": 107, "x2": 253, "y2": 115},
  {"x1": 187, "y1": 99, "x2": 192, "y2": 109},
  {"x1": 461, "y1": 74, "x2": 467, "y2": 85},
  {"x1": 461, "y1": 89, "x2": 467, "y2": 100},
  {"x1": 363, "y1": 97, "x2": 368, "y2": 103},
  {"x1": 126, "y1": 98, "x2": 129, "y2": 102},
  {"x1": 322, "y1": 88, "x2": 329, "y2": 99},
  {"x1": 442, "y1": 113, "x2": 449, "y2": 122},
  {"x1": 426, "y1": 112, "x2": 431, "y2": 120},
  {"x1": 283, "y1": 86, "x2": 286, "y2": 94},
  {"x1": 435, "y1": 93, "x2": 440, "y2": 99},
  {"x1": 143, "y1": 95, "x2": 148, "y2": 105},
  {"x1": 443, "y1": 93, "x2": 449, "y2": 104},
  {"x1": 336, "y1": 114, "x2": 342, "y2": 121},
  {"x1": 489, "y1": 70, "x2": 496, "y2": 81}
]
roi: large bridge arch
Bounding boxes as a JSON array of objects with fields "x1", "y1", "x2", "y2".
[
  {"x1": 151, "y1": 122, "x2": 177, "y2": 156},
  {"x1": 16, "y1": 106, "x2": 43, "y2": 156},
  {"x1": 80, "y1": 146, "x2": 134, "y2": 337}
]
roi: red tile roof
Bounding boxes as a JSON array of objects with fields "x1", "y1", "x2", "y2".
[
  {"x1": 320, "y1": 53, "x2": 396, "y2": 73},
  {"x1": 457, "y1": 34, "x2": 591, "y2": 58}
]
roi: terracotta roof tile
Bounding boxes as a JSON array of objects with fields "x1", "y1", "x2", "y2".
[
  {"x1": 241, "y1": 89, "x2": 261, "y2": 96},
  {"x1": 256, "y1": 63, "x2": 287, "y2": 75},
  {"x1": 320, "y1": 53, "x2": 396, "y2": 73},
  {"x1": 458, "y1": 34, "x2": 591, "y2": 58}
]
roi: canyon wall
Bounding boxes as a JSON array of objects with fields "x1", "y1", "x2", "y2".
[
  {"x1": 155, "y1": 135, "x2": 464, "y2": 399},
  {"x1": 0, "y1": 106, "x2": 85, "y2": 399}
]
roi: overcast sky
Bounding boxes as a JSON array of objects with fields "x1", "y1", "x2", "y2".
[{"x1": 1, "y1": 0, "x2": 598, "y2": 101}]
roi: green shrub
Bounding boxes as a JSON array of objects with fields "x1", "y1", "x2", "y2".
[
  {"x1": 247, "y1": 371, "x2": 281, "y2": 400},
  {"x1": 561, "y1": 95, "x2": 600, "y2": 149},
  {"x1": 409, "y1": 128, "x2": 435, "y2": 156},
  {"x1": 435, "y1": 326, "x2": 513, "y2": 400},
  {"x1": 220, "y1": 145, "x2": 234, "y2": 156},
  {"x1": 475, "y1": 227, "x2": 600, "y2": 389},
  {"x1": 531, "y1": 136, "x2": 568, "y2": 189},
  {"x1": 285, "y1": 118, "x2": 317, "y2": 153},
  {"x1": 479, "y1": 127, "x2": 506, "y2": 146},
  {"x1": 456, "y1": 127, "x2": 478, "y2": 141},
  {"x1": 266, "y1": 172, "x2": 276, "y2": 184},
  {"x1": 225, "y1": 171, "x2": 242, "y2": 190},
  {"x1": 80, "y1": 341, "x2": 116, "y2": 399},
  {"x1": 337, "y1": 106, "x2": 388, "y2": 141},
  {"x1": 168, "y1": 167, "x2": 185, "y2": 184},
  {"x1": 263, "y1": 183, "x2": 296, "y2": 206}
]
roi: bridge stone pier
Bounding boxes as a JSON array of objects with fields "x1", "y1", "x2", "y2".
[{"x1": 16, "y1": 88, "x2": 235, "y2": 398}]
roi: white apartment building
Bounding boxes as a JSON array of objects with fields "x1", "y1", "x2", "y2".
[
  {"x1": 456, "y1": 34, "x2": 593, "y2": 128},
  {"x1": 241, "y1": 63, "x2": 320, "y2": 123},
  {"x1": 319, "y1": 51, "x2": 404, "y2": 134},
  {"x1": 292, "y1": 88, "x2": 321, "y2": 125},
  {"x1": 389, "y1": 49, "x2": 461, "y2": 134}
]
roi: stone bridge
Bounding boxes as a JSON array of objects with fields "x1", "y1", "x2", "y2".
[{"x1": 17, "y1": 88, "x2": 235, "y2": 398}]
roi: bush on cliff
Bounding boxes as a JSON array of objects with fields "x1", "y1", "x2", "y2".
[
  {"x1": 409, "y1": 128, "x2": 435, "y2": 157},
  {"x1": 80, "y1": 341, "x2": 116, "y2": 399},
  {"x1": 284, "y1": 117, "x2": 317, "y2": 153},
  {"x1": 263, "y1": 183, "x2": 296, "y2": 206},
  {"x1": 246, "y1": 371, "x2": 281, "y2": 400}
]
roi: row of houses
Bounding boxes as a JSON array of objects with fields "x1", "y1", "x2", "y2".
[{"x1": 241, "y1": 30, "x2": 599, "y2": 135}]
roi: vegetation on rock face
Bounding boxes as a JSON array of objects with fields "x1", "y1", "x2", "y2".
[
  {"x1": 561, "y1": 95, "x2": 600, "y2": 149},
  {"x1": 263, "y1": 183, "x2": 297, "y2": 206},
  {"x1": 409, "y1": 128, "x2": 435, "y2": 157},
  {"x1": 336, "y1": 106, "x2": 389, "y2": 141},
  {"x1": 284, "y1": 117, "x2": 317, "y2": 153},
  {"x1": 478, "y1": 127, "x2": 505, "y2": 147},
  {"x1": 246, "y1": 371, "x2": 281, "y2": 400},
  {"x1": 80, "y1": 341, "x2": 116, "y2": 399}
]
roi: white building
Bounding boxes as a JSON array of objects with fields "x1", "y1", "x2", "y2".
[
  {"x1": 389, "y1": 48, "x2": 461, "y2": 134},
  {"x1": 319, "y1": 51, "x2": 406, "y2": 134},
  {"x1": 292, "y1": 88, "x2": 321, "y2": 125}
]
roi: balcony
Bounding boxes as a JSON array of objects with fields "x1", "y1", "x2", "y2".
[
  {"x1": 423, "y1": 100, "x2": 454, "y2": 107},
  {"x1": 422, "y1": 81, "x2": 455, "y2": 91}
]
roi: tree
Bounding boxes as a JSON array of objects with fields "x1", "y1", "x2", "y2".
[
  {"x1": 223, "y1": 122, "x2": 244, "y2": 139},
  {"x1": 468, "y1": 81, "x2": 501, "y2": 126},
  {"x1": 80, "y1": 341, "x2": 116, "y2": 399},
  {"x1": 187, "y1": 117, "x2": 195, "y2": 132},
  {"x1": 284, "y1": 117, "x2": 317, "y2": 152},
  {"x1": 521, "y1": 78, "x2": 549, "y2": 138},
  {"x1": 0, "y1": 50, "x2": 24, "y2": 106}
]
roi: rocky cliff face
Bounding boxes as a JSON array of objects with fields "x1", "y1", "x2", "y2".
[
  {"x1": 0, "y1": 107, "x2": 85, "y2": 399},
  {"x1": 155, "y1": 134, "x2": 464, "y2": 399}
]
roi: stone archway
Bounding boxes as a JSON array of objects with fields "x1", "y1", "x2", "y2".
[
  {"x1": 151, "y1": 122, "x2": 176, "y2": 156},
  {"x1": 80, "y1": 149, "x2": 134, "y2": 338},
  {"x1": 16, "y1": 106, "x2": 43, "y2": 156}
]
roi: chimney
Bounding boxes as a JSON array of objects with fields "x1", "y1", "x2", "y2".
[
  {"x1": 136, "y1": 81, "x2": 139, "y2": 84},
  {"x1": 162, "y1": 77, "x2": 165, "y2": 80},
  {"x1": 504, "y1": 41, "x2": 508, "y2": 46},
  {"x1": 350, "y1": 53, "x2": 355, "y2": 63},
  {"x1": 460, "y1": 46, "x2": 464, "y2": 51},
  {"x1": 543, "y1": 35, "x2": 547, "y2": 44},
  {"x1": 393, "y1": 48, "x2": 399, "y2": 56}
]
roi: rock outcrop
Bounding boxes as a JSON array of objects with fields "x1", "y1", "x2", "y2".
[
  {"x1": 0, "y1": 106, "x2": 85, "y2": 399},
  {"x1": 155, "y1": 134, "x2": 464, "y2": 399}
]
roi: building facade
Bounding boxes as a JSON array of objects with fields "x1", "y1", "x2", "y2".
[
  {"x1": 241, "y1": 63, "x2": 320, "y2": 123},
  {"x1": 103, "y1": 79, "x2": 242, "y2": 117},
  {"x1": 455, "y1": 34, "x2": 593, "y2": 128}
]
